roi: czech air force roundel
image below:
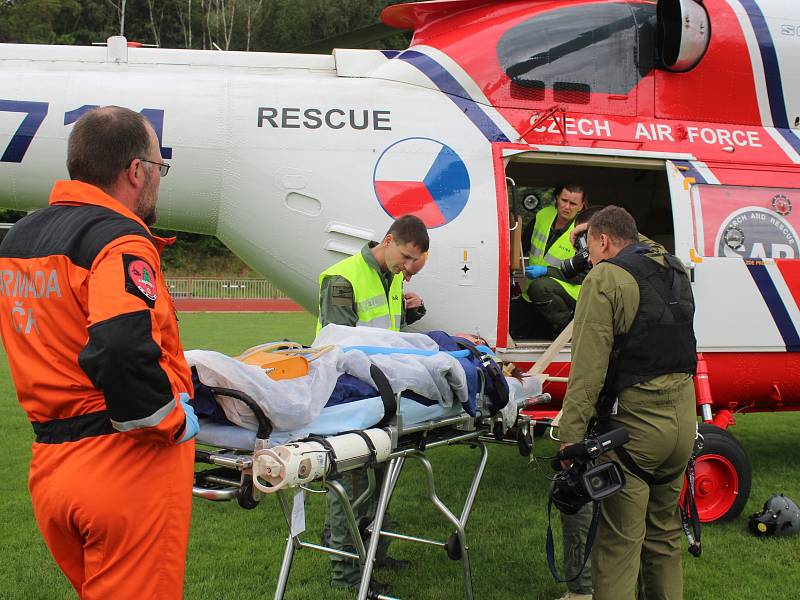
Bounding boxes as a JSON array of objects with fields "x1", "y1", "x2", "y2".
[{"x1": 373, "y1": 137, "x2": 470, "y2": 228}]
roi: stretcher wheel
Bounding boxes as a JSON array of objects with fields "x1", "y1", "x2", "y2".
[
  {"x1": 532, "y1": 421, "x2": 548, "y2": 438},
  {"x1": 517, "y1": 426, "x2": 533, "y2": 457},
  {"x1": 237, "y1": 476, "x2": 260, "y2": 510},
  {"x1": 492, "y1": 421, "x2": 504, "y2": 441},
  {"x1": 683, "y1": 424, "x2": 751, "y2": 523},
  {"x1": 357, "y1": 517, "x2": 371, "y2": 539},
  {"x1": 444, "y1": 533, "x2": 462, "y2": 560}
]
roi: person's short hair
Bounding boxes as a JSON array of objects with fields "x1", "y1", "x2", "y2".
[
  {"x1": 556, "y1": 183, "x2": 588, "y2": 205},
  {"x1": 386, "y1": 215, "x2": 429, "y2": 252},
  {"x1": 588, "y1": 205, "x2": 638, "y2": 245},
  {"x1": 575, "y1": 204, "x2": 602, "y2": 226},
  {"x1": 67, "y1": 106, "x2": 152, "y2": 190}
]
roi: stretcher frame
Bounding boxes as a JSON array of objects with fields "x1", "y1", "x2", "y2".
[{"x1": 192, "y1": 365, "x2": 539, "y2": 600}]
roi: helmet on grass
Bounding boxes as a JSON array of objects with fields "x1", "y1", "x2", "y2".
[{"x1": 747, "y1": 494, "x2": 800, "y2": 537}]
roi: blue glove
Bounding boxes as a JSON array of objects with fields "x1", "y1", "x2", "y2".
[
  {"x1": 525, "y1": 265, "x2": 548, "y2": 279},
  {"x1": 178, "y1": 393, "x2": 199, "y2": 444}
]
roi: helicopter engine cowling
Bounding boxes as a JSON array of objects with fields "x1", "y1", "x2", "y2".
[{"x1": 657, "y1": 0, "x2": 711, "y2": 72}]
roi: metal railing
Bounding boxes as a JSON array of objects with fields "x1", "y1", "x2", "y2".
[{"x1": 166, "y1": 278, "x2": 287, "y2": 299}]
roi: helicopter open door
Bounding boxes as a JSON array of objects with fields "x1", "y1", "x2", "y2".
[
  {"x1": 498, "y1": 150, "x2": 695, "y2": 362},
  {"x1": 664, "y1": 160, "x2": 696, "y2": 263},
  {"x1": 500, "y1": 157, "x2": 800, "y2": 356}
]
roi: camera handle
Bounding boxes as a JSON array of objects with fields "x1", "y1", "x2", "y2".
[
  {"x1": 545, "y1": 496, "x2": 600, "y2": 583},
  {"x1": 550, "y1": 427, "x2": 630, "y2": 469},
  {"x1": 681, "y1": 438, "x2": 703, "y2": 557}
]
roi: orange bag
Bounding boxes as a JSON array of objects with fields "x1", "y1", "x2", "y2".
[{"x1": 236, "y1": 342, "x2": 309, "y2": 380}]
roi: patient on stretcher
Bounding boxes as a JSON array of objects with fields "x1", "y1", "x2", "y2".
[{"x1": 187, "y1": 325, "x2": 539, "y2": 448}]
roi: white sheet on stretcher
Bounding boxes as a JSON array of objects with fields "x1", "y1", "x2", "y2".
[
  {"x1": 197, "y1": 395, "x2": 461, "y2": 450},
  {"x1": 196, "y1": 375, "x2": 540, "y2": 451},
  {"x1": 185, "y1": 325, "x2": 468, "y2": 432}
]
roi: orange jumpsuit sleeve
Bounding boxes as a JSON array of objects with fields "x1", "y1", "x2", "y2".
[{"x1": 77, "y1": 234, "x2": 188, "y2": 445}]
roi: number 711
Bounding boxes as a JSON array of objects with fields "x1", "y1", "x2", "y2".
[{"x1": 0, "y1": 100, "x2": 171, "y2": 163}]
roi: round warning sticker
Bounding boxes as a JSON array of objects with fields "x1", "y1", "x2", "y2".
[{"x1": 772, "y1": 194, "x2": 792, "y2": 216}]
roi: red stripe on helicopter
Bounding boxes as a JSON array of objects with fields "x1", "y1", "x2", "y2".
[
  {"x1": 746, "y1": 261, "x2": 800, "y2": 351},
  {"x1": 776, "y1": 260, "x2": 800, "y2": 314}
]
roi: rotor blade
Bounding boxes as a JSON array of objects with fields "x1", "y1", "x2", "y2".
[{"x1": 292, "y1": 22, "x2": 405, "y2": 54}]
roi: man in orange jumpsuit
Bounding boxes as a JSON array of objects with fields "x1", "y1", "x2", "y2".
[{"x1": 0, "y1": 106, "x2": 198, "y2": 599}]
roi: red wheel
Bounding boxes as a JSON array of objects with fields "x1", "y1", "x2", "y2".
[
  {"x1": 682, "y1": 424, "x2": 751, "y2": 522},
  {"x1": 694, "y1": 453, "x2": 740, "y2": 522}
]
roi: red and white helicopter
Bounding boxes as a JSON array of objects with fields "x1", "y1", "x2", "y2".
[{"x1": 1, "y1": 0, "x2": 798, "y2": 521}]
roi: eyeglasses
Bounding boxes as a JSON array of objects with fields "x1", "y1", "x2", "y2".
[{"x1": 139, "y1": 158, "x2": 171, "y2": 177}]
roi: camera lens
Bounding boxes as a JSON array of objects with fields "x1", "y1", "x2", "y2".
[
  {"x1": 560, "y1": 250, "x2": 589, "y2": 279},
  {"x1": 589, "y1": 474, "x2": 607, "y2": 491},
  {"x1": 582, "y1": 463, "x2": 626, "y2": 501}
]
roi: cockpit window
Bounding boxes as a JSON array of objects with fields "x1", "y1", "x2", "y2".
[{"x1": 497, "y1": 2, "x2": 656, "y2": 100}]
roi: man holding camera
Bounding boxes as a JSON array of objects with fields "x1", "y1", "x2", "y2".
[{"x1": 558, "y1": 206, "x2": 697, "y2": 600}]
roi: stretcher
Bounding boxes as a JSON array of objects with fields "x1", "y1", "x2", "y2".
[{"x1": 191, "y1": 334, "x2": 545, "y2": 600}]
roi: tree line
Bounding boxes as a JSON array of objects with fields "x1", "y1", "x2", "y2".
[
  {"x1": 0, "y1": 0, "x2": 408, "y2": 52},
  {"x1": 1, "y1": 0, "x2": 411, "y2": 276}
]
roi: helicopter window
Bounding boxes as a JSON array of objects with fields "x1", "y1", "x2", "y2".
[
  {"x1": 510, "y1": 80, "x2": 545, "y2": 101},
  {"x1": 497, "y1": 2, "x2": 656, "y2": 110},
  {"x1": 553, "y1": 82, "x2": 591, "y2": 105}
]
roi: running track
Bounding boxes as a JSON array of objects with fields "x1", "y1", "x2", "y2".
[{"x1": 173, "y1": 298, "x2": 304, "y2": 312}]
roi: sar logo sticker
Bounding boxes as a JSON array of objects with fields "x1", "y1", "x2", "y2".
[
  {"x1": 722, "y1": 225, "x2": 745, "y2": 251},
  {"x1": 123, "y1": 254, "x2": 157, "y2": 307},
  {"x1": 715, "y1": 207, "x2": 799, "y2": 259}
]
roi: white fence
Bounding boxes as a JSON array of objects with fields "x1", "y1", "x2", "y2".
[{"x1": 166, "y1": 278, "x2": 287, "y2": 299}]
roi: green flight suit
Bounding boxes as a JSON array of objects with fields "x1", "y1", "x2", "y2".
[
  {"x1": 560, "y1": 502, "x2": 594, "y2": 595},
  {"x1": 559, "y1": 245, "x2": 696, "y2": 600},
  {"x1": 318, "y1": 243, "x2": 403, "y2": 588}
]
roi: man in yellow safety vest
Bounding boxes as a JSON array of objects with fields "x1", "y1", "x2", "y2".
[
  {"x1": 317, "y1": 215, "x2": 429, "y2": 594},
  {"x1": 317, "y1": 215, "x2": 429, "y2": 333},
  {"x1": 510, "y1": 184, "x2": 588, "y2": 339}
]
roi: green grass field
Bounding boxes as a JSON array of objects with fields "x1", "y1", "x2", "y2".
[{"x1": 1, "y1": 312, "x2": 799, "y2": 599}]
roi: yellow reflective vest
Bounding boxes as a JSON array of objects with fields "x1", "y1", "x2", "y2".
[
  {"x1": 317, "y1": 252, "x2": 404, "y2": 333},
  {"x1": 526, "y1": 205, "x2": 581, "y2": 301}
]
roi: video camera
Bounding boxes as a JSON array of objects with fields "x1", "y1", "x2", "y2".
[
  {"x1": 559, "y1": 230, "x2": 590, "y2": 279},
  {"x1": 549, "y1": 427, "x2": 629, "y2": 514}
]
